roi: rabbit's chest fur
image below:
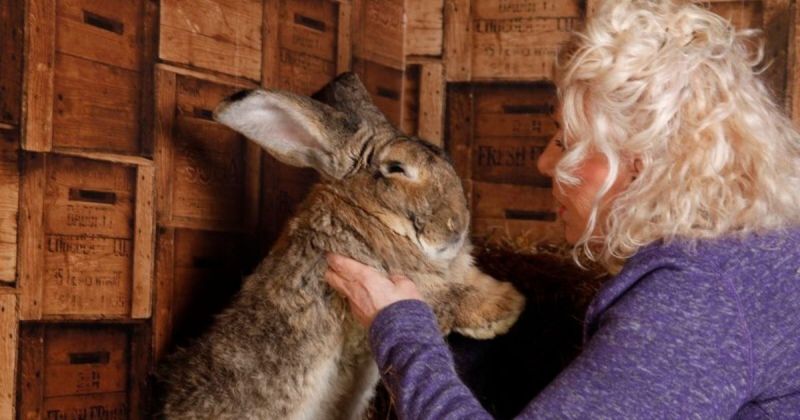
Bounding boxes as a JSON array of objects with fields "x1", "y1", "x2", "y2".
[{"x1": 161, "y1": 187, "x2": 470, "y2": 419}]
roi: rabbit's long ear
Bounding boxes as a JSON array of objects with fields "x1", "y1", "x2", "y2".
[
  {"x1": 214, "y1": 89, "x2": 360, "y2": 179},
  {"x1": 312, "y1": 72, "x2": 392, "y2": 129}
]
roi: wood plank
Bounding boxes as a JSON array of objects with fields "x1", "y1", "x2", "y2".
[
  {"x1": 160, "y1": 0, "x2": 262, "y2": 50},
  {"x1": 337, "y1": 0, "x2": 352, "y2": 73},
  {"x1": 154, "y1": 68, "x2": 178, "y2": 232},
  {"x1": 406, "y1": 0, "x2": 443, "y2": 56},
  {"x1": 132, "y1": 165, "x2": 155, "y2": 318},
  {"x1": 0, "y1": 293, "x2": 18, "y2": 419},
  {"x1": 18, "y1": 153, "x2": 46, "y2": 320},
  {"x1": 417, "y1": 61, "x2": 444, "y2": 145},
  {"x1": 356, "y1": 0, "x2": 406, "y2": 69},
  {"x1": 22, "y1": 0, "x2": 56, "y2": 152},
  {"x1": 17, "y1": 324, "x2": 45, "y2": 419},
  {"x1": 443, "y1": 0, "x2": 472, "y2": 81},
  {"x1": 401, "y1": 65, "x2": 421, "y2": 135},
  {"x1": 139, "y1": 0, "x2": 160, "y2": 158},
  {"x1": 445, "y1": 85, "x2": 473, "y2": 179},
  {"x1": 56, "y1": 0, "x2": 143, "y2": 71},
  {"x1": 159, "y1": 0, "x2": 263, "y2": 80},
  {"x1": 153, "y1": 227, "x2": 175, "y2": 362},
  {"x1": 52, "y1": 53, "x2": 141, "y2": 154},
  {"x1": 790, "y1": 0, "x2": 800, "y2": 120},
  {"x1": 0, "y1": 130, "x2": 19, "y2": 284},
  {"x1": 0, "y1": 0, "x2": 24, "y2": 125},
  {"x1": 262, "y1": 0, "x2": 281, "y2": 88}
]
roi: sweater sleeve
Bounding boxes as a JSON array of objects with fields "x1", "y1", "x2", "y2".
[
  {"x1": 369, "y1": 299, "x2": 493, "y2": 420},
  {"x1": 370, "y1": 267, "x2": 753, "y2": 419}
]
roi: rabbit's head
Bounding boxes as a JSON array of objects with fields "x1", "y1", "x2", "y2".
[{"x1": 214, "y1": 73, "x2": 469, "y2": 261}]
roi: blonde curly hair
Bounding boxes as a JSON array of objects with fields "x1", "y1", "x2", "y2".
[{"x1": 556, "y1": 0, "x2": 800, "y2": 267}]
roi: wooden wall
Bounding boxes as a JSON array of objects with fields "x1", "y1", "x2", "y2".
[{"x1": 1, "y1": 0, "x2": 797, "y2": 418}]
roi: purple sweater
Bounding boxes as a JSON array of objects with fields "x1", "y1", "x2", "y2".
[{"x1": 369, "y1": 229, "x2": 800, "y2": 419}]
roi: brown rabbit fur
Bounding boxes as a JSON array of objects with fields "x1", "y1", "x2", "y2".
[{"x1": 159, "y1": 73, "x2": 525, "y2": 419}]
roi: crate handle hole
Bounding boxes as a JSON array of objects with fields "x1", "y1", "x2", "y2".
[
  {"x1": 504, "y1": 209, "x2": 557, "y2": 221},
  {"x1": 69, "y1": 351, "x2": 110, "y2": 365},
  {"x1": 294, "y1": 14, "x2": 326, "y2": 32},
  {"x1": 193, "y1": 108, "x2": 215, "y2": 121},
  {"x1": 69, "y1": 188, "x2": 117, "y2": 205},
  {"x1": 502, "y1": 104, "x2": 552, "y2": 115},
  {"x1": 83, "y1": 10, "x2": 124, "y2": 35},
  {"x1": 376, "y1": 87, "x2": 400, "y2": 101}
]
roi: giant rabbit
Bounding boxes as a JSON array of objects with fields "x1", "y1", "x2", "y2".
[{"x1": 160, "y1": 73, "x2": 525, "y2": 419}]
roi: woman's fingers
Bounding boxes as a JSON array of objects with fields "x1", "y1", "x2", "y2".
[{"x1": 324, "y1": 253, "x2": 424, "y2": 327}]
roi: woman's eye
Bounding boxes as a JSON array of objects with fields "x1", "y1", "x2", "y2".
[{"x1": 554, "y1": 137, "x2": 566, "y2": 151}]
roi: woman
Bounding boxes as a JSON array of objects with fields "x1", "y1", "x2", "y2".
[{"x1": 325, "y1": 1, "x2": 800, "y2": 418}]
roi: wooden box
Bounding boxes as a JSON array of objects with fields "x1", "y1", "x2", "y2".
[
  {"x1": 444, "y1": 0, "x2": 581, "y2": 81},
  {"x1": 447, "y1": 82, "x2": 563, "y2": 247},
  {"x1": 159, "y1": 0, "x2": 263, "y2": 81},
  {"x1": 0, "y1": 128, "x2": 19, "y2": 287},
  {"x1": 154, "y1": 65, "x2": 261, "y2": 233},
  {"x1": 407, "y1": 0, "x2": 444, "y2": 57},
  {"x1": 352, "y1": 0, "x2": 445, "y2": 63},
  {"x1": 17, "y1": 323, "x2": 149, "y2": 420},
  {"x1": 0, "y1": 293, "x2": 18, "y2": 419},
  {"x1": 263, "y1": 0, "x2": 351, "y2": 95},
  {"x1": 352, "y1": 0, "x2": 406, "y2": 70},
  {"x1": 17, "y1": 154, "x2": 155, "y2": 320},
  {"x1": 154, "y1": 228, "x2": 255, "y2": 361},
  {"x1": 354, "y1": 58, "x2": 445, "y2": 145},
  {"x1": 0, "y1": 0, "x2": 24, "y2": 126},
  {"x1": 23, "y1": 0, "x2": 158, "y2": 155}
]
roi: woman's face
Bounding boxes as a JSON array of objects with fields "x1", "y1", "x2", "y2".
[{"x1": 536, "y1": 129, "x2": 635, "y2": 245}]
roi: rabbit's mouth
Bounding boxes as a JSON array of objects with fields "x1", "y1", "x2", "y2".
[{"x1": 418, "y1": 231, "x2": 466, "y2": 261}]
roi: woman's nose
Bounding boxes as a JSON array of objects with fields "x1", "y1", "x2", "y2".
[{"x1": 537, "y1": 137, "x2": 560, "y2": 178}]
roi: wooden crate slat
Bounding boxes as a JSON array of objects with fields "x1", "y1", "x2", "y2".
[
  {"x1": 352, "y1": 0, "x2": 406, "y2": 70},
  {"x1": 159, "y1": 0, "x2": 263, "y2": 80},
  {"x1": 0, "y1": 0, "x2": 24, "y2": 126},
  {"x1": 22, "y1": 0, "x2": 56, "y2": 152},
  {"x1": 406, "y1": 0, "x2": 444, "y2": 56},
  {"x1": 0, "y1": 129, "x2": 19, "y2": 285},
  {"x1": 0, "y1": 293, "x2": 18, "y2": 419}
]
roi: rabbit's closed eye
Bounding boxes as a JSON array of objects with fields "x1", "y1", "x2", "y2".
[{"x1": 379, "y1": 160, "x2": 418, "y2": 180}]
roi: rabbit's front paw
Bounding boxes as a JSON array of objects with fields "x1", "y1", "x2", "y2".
[{"x1": 453, "y1": 279, "x2": 525, "y2": 339}]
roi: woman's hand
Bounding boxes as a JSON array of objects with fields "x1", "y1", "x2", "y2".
[{"x1": 325, "y1": 253, "x2": 423, "y2": 327}]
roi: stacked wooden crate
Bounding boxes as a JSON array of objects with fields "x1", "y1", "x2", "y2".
[
  {"x1": 154, "y1": 0, "x2": 263, "y2": 363},
  {"x1": 443, "y1": 0, "x2": 580, "y2": 249},
  {"x1": 13, "y1": 0, "x2": 157, "y2": 417},
  {"x1": 258, "y1": 0, "x2": 351, "y2": 246},
  {"x1": 443, "y1": 0, "x2": 795, "y2": 251},
  {"x1": 0, "y1": 0, "x2": 23, "y2": 416},
  {"x1": 351, "y1": 0, "x2": 446, "y2": 145}
]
